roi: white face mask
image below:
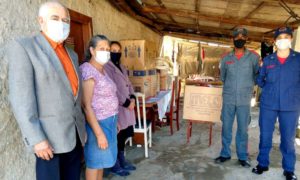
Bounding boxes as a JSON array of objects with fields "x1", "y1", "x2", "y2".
[
  {"x1": 45, "y1": 20, "x2": 70, "y2": 43},
  {"x1": 95, "y1": 51, "x2": 110, "y2": 65},
  {"x1": 275, "y1": 39, "x2": 291, "y2": 50}
]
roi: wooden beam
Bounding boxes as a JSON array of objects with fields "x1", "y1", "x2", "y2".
[
  {"x1": 194, "y1": 0, "x2": 201, "y2": 30},
  {"x1": 154, "y1": 19, "x2": 272, "y2": 40},
  {"x1": 142, "y1": 5, "x2": 293, "y2": 29},
  {"x1": 112, "y1": 0, "x2": 155, "y2": 26},
  {"x1": 111, "y1": 0, "x2": 164, "y2": 34},
  {"x1": 195, "y1": 0, "x2": 200, "y2": 12},
  {"x1": 163, "y1": 28, "x2": 263, "y2": 43},
  {"x1": 126, "y1": 0, "x2": 160, "y2": 21},
  {"x1": 232, "y1": 2, "x2": 265, "y2": 30},
  {"x1": 263, "y1": 0, "x2": 300, "y2": 5},
  {"x1": 155, "y1": 0, "x2": 176, "y2": 23},
  {"x1": 163, "y1": 32, "x2": 260, "y2": 49},
  {"x1": 244, "y1": 2, "x2": 265, "y2": 19},
  {"x1": 107, "y1": 0, "x2": 124, "y2": 12}
]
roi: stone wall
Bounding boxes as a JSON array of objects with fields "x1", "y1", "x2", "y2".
[{"x1": 0, "y1": 0, "x2": 161, "y2": 179}]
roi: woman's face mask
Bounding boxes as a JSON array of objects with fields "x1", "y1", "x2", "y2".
[
  {"x1": 45, "y1": 20, "x2": 70, "y2": 43},
  {"x1": 276, "y1": 38, "x2": 291, "y2": 50},
  {"x1": 95, "y1": 50, "x2": 110, "y2": 65},
  {"x1": 110, "y1": 52, "x2": 122, "y2": 65}
]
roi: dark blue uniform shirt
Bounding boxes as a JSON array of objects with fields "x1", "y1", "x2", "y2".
[{"x1": 257, "y1": 50, "x2": 300, "y2": 111}]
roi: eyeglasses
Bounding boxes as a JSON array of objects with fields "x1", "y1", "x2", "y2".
[{"x1": 49, "y1": 15, "x2": 70, "y2": 24}]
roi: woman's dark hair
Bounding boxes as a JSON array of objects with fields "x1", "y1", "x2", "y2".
[
  {"x1": 110, "y1": 41, "x2": 122, "y2": 48},
  {"x1": 84, "y1": 35, "x2": 110, "y2": 62}
]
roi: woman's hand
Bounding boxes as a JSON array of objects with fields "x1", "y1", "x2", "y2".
[
  {"x1": 96, "y1": 134, "x2": 108, "y2": 150},
  {"x1": 117, "y1": 123, "x2": 121, "y2": 133},
  {"x1": 128, "y1": 99, "x2": 135, "y2": 110}
]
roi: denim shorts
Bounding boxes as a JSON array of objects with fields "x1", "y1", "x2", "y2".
[{"x1": 84, "y1": 115, "x2": 118, "y2": 169}]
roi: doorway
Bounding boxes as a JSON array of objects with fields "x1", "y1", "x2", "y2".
[{"x1": 66, "y1": 9, "x2": 93, "y2": 64}]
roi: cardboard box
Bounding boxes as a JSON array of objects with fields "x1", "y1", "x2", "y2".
[
  {"x1": 183, "y1": 85, "x2": 223, "y2": 122},
  {"x1": 160, "y1": 75, "x2": 168, "y2": 90},
  {"x1": 120, "y1": 40, "x2": 157, "y2": 70},
  {"x1": 128, "y1": 70, "x2": 152, "y2": 98},
  {"x1": 128, "y1": 69, "x2": 158, "y2": 98},
  {"x1": 156, "y1": 73, "x2": 160, "y2": 93},
  {"x1": 148, "y1": 69, "x2": 158, "y2": 97},
  {"x1": 160, "y1": 74, "x2": 173, "y2": 90},
  {"x1": 157, "y1": 69, "x2": 172, "y2": 90}
]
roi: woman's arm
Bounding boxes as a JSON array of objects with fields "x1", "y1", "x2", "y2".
[{"x1": 81, "y1": 79, "x2": 108, "y2": 149}]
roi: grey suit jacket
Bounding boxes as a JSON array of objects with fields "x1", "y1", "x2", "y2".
[{"x1": 8, "y1": 33, "x2": 86, "y2": 153}]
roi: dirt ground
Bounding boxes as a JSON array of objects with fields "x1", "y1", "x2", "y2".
[{"x1": 102, "y1": 106, "x2": 300, "y2": 180}]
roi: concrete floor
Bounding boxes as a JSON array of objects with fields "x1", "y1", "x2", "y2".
[{"x1": 104, "y1": 106, "x2": 300, "y2": 180}]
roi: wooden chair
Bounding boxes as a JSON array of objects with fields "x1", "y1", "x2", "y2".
[
  {"x1": 164, "y1": 79, "x2": 181, "y2": 135},
  {"x1": 174, "y1": 79, "x2": 182, "y2": 131}
]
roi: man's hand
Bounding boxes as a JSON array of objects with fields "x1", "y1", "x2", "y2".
[{"x1": 34, "y1": 140, "x2": 54, "y2": 161}]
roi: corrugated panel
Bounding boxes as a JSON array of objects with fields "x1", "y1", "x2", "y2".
[
  {"x1": 199, "y1": 7, "x2": 226, "y2": 15},
  {"x1": 163, "y1": 0, "x2": 196, "y2": 11},
  {"x1": 200, "y1": 0, "x2": 229, "y2": 9},
  {"x1": 198, "y1": 20, "x2": 220, "y2": 27},
  {"x1": 156, "y1": 14, "x2": 173, "y2": 22},
  {"x1": 173, "y1": 17, "x2": 196, "y2": 24}
]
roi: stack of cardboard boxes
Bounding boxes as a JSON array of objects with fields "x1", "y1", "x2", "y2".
[
  {"x1": 127, "y1": 70, "x2": 158, "y2": 98},
  {"x1": 120, "y1": 40, "x2": 156, "y2": 70},
  {"x1": 120, "y1": 40, "x2": 159, "y2": 98}
]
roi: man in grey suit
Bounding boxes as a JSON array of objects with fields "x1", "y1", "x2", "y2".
[{"x1": 7, "y1": 1, "x2": 85, "y2": 180}]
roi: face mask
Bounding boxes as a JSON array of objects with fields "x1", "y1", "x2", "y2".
[
  {"x1": 276, "y1": 39, "x2": 291, "y2": 50},
  {"x1": 95, "y1": 51, "x2": 110, "y2": 65},
  {"x1": 110, "y1": 52, "x2": 122, "y2": 65},
  {"x1": 233, "y1": 39, "x2": 246, "y2": 48},
  {"x1": 45, "y1": 20, "x2": 70, "y2": 43}
]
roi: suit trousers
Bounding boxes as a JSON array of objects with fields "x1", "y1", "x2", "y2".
[{"x1": 36, "y1": 132, "x2": 83, "y2": 180}]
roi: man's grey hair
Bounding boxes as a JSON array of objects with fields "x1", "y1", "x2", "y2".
[{"x1": 38, "y1": 1, "x2": 70, "y2": 18}]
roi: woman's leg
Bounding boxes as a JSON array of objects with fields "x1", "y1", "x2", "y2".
[
  {"x1": 278, "y1": 111, "x2": 299, "y2": 172},
  {"x1": 85, "y1": 168, "x2": 99, "y2": 180},
  {"x1": 97, "y1": 169, "x2": 104, "y2": 180},
  {"x1": 118, "y1": 126, "x2": 136, "y2": 171},
  {"x1": 257, "y1": 108, "x2": 277, "y2": 167}
]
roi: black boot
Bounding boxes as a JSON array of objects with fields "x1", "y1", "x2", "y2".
[
  {"x1": 284, "y1": 171, "x2": 297, "y2": 180},
  {"x1": 110, "y1": 158, "x2": 130, "y2": 176},
  {"x1": 118, "y1": 151, "x2": 136, "y2": 171},
  {"x1": 252, "y1": 165, "x2": 269, "y2": 175}
]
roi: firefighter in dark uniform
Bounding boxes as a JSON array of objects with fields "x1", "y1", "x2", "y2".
[
  {"x1": 215, "y1": 27, "x2": 260, "y2": 167},
  {"x1": 252, "y1": 27, "x2": 300, "y2": 180}
]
